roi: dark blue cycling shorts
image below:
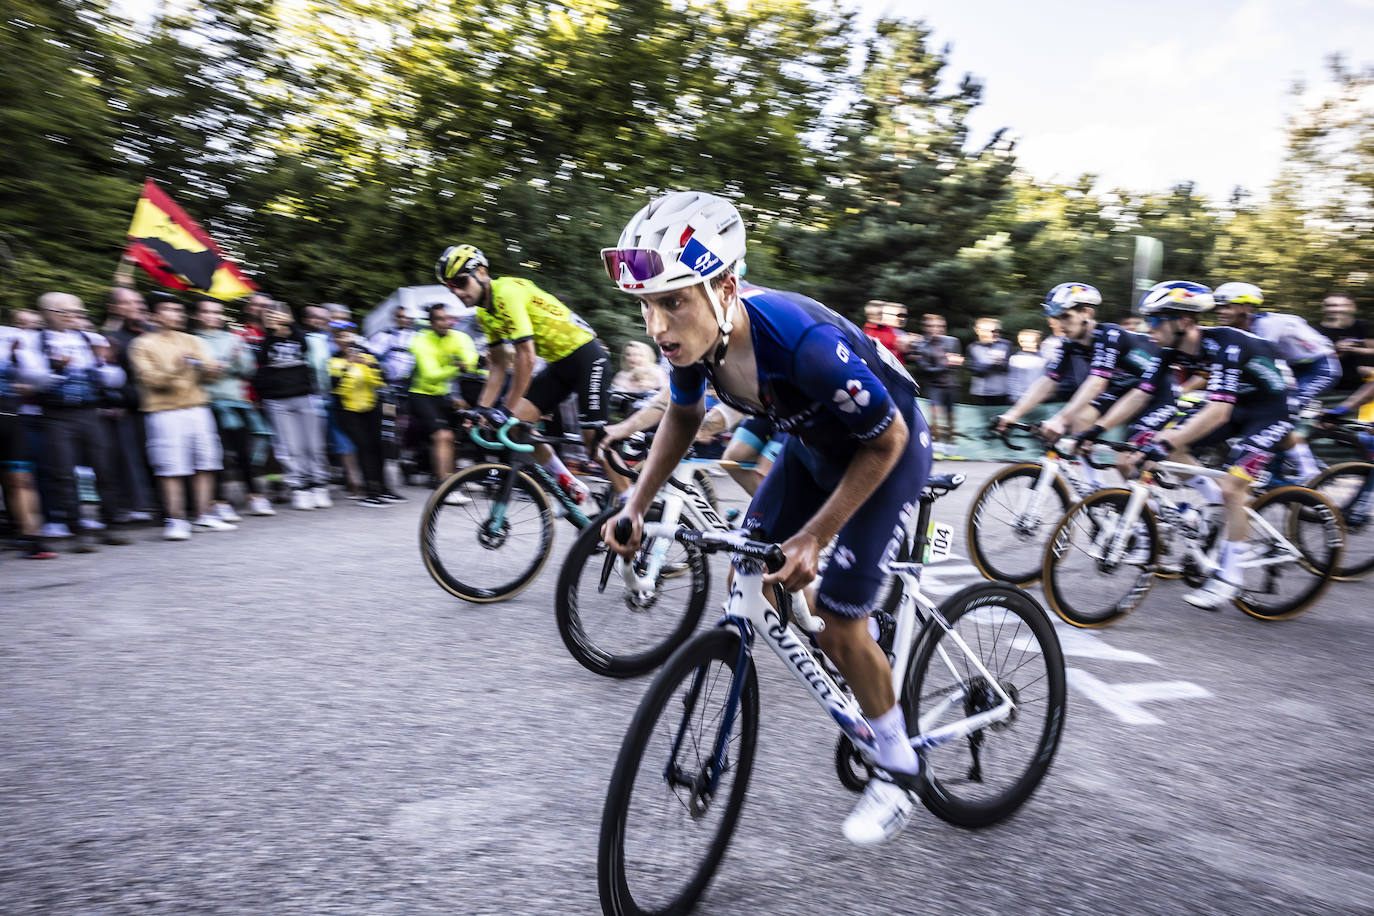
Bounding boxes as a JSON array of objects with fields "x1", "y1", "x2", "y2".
[{"x1": 742, "y1": 401, "x2": 933, "y2": 619}]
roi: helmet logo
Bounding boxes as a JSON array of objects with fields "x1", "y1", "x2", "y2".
[{"x1": 680, "y1": 237, "x2": 723, "y2": 278}]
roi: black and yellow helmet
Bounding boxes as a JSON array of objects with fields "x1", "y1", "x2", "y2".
[{"x1": 435, "y1": 244, "x2": 488, "y2": 283}]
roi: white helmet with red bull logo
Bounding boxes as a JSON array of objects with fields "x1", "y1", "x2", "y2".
[
  {"x1": 1042, "y1": 282, "x2": 1102, "y2": 317},
  {"x1": 1138, "y1": 280, "x2": 1215, "y2": 315}
]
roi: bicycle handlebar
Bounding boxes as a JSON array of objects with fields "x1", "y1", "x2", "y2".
[
  {"x1": 984, "y1": 418, "x2": 1034, "y2": 452},
  {"x1": 612, "y1": 517, "x2": 785, "y2": 573},
  {"x1": 461, "y1": 412, "x2": 535, "y2": 453}
]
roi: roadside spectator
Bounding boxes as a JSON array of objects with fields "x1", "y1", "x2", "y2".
[
  {"x1": 194, "y1": 297, "x2": 275, "y2": 519},
  {"x1": 369, "y1": 304, "x2": 418, "y2": 389},
  {"x1": 1007, "y1": 328, "x2": 1047, "y2": 402},
  {"x1": 611, "y1": 340, "x2": 668, "y2": 394},
  {"x1": 254, "y1": 301, "x2": 330, "y2": 510},
  {"x1": 965, "y1": 317, "x2": 1013, "y2": 406},
  {"x1": 1315, "y1": 293, "x2": 1374, "y2": 395},
  {"x1": 1, "y1": 314, "x2": 56, "y2": 559},
  {"x1": 34, "y1": 292, "x2": 131, "y2": 551},
  {"x1": 306, "y1": 306, "x2": 360, "y2": 497},
  {"x1": 908, "y1": 313, "x2": 963, "y2": 448},
  {"x1": 101, "y1": 287, "x2": 158, "y2": 524},
  {"x1": 128, "y1": 297, "x2": 234, "y2": 540},
  {"x1": 329, "y1": 326, "x2": 393, "y2": 506},
  {"x1": 1119, "y1": 315, "x2": 1144, "y2": 333},
  {"x1": 409, "y1": 302, "x2": 478, "y2": 489},
  {"x1": 862, "y1": 300, "x2": 909, "y2": 361}
]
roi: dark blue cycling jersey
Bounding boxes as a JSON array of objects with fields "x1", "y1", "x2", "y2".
[
  {"x1": 669, "y1": 284, "x2": 931, "y2": 620},
  {"x1": 1138, "y1": 326, "x2": 1288, "y2": 407},
  {"x1": 668, "y1": 285, "x2": 919, "y2": 461},
  {"x1": 1046, "y1": 323, "x2": 1156, "y2": 388}
]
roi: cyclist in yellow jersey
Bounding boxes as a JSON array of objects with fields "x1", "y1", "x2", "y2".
[{"x1": 436, "y1": 244, "x2": 617, "y2": 503}]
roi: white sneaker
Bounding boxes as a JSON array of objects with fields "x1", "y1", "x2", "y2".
[
  {"x1": 443, "y1": 489, "x2": 473, "y2": 506},
  {"x1": 215, "y1": 502, "x2": 243, "y2": 523},
  {"x1": 40, "y1": 523, "x2": 73, "y2": 539},
  {"x1": 79, "y1": 517, "x2": 106, "y2": 531},
  {"x1": 1183, "y1": 576, "x2": 1240, "y2": 611},
  {"x1": 192, "y1": 514, "x2": 238, "y2": 532},
  {"x1": 163, "y1": 518, "x2": 192, "y2": 541},
  {"x1": 248, "y1": 495, "x2": 276, "y2": 516},
  {"x1": 291, "y1": 489, "x2": 315, "y2": 511},
  {"x1": 842, "y1": 774, "x2": 917, "y2": 846},
  {"x1": 311, "y1": 487, "x2": 333, "y2": 509}
]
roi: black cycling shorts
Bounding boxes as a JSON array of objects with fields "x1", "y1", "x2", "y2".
[
  {"x1": 409, "y1": 393, "x2": 458, "y2": 439},
  {"x1": 526, "y1": 340, "x2": 610, "y2": 429},
  {"x1": 0, "y1": 412, "x2": 32, "y2": 473}
]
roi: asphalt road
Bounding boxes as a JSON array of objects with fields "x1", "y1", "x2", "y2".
[{"x1": 4, "y1": 461, "x2": 1373, "y2": 915}]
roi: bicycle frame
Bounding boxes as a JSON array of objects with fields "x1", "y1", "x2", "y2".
[
  {"x1": 644, "y1": 504, "x2": 1019, "y2": 797},
  {"x1": 1011, "y1": 449, "x2": 1100, "y2": 531},
  {"x1": 620, "y1": 460, "x2": 729, "y2": 600},
  {"x1": 468, "y1": 422, "x2": 596, "y2": 529}
]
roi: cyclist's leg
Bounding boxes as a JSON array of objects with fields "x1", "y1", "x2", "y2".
[
  {"x1": 514, "y1": 344, "x2": 603, "y2": 500},
  {"x1": 721, "y1": 416, "x2": 779, "y2": 496}
]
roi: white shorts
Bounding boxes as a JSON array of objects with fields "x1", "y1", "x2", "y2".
[{"x1": 145, "y1": 406, "x2": 223, "y2": 477}]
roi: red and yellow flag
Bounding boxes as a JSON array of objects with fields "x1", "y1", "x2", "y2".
[{"x1": 123, "y1": 179, "x2": 256, "y2": 301}]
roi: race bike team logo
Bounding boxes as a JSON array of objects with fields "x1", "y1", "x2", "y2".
[{"x1": 833, "y1": 379, "x2": 870, "y2": 413}]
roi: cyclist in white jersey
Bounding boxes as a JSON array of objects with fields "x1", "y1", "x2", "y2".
[{"x1": 1214, "y1": 282, "x2": 1337, "y2": 479}]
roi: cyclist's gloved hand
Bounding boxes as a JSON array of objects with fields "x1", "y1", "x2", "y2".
[
  {"x1": 1140, "y1": 440, "x2": 1173, "y2": 465},
  {"x1": 1068, "y1": 424, "x2": 1104, "y2": 455},
  {"x1": 1320, "y1": 404, "x2": 1352, "y2": 422},
  {"x1": 478, "y1": 404, "x2": 510, "y2": 427}
]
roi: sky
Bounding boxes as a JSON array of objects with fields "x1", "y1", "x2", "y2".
[
  {"x1": 115, "y1": 0, "x2": 1374, "y2": 200},
  {"x1": 852, "y1": 0, "x2": 1374, "y2": 198}
]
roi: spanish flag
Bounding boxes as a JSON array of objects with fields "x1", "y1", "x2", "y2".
[{"x1": 124, "y1": 179, "x2": 257, "y2": 301}]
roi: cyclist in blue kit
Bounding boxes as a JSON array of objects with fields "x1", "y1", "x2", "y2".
[{"x1": 602, "y1": 191, "x2": 934, "y2": 846}]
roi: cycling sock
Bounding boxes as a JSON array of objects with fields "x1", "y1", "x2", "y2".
[
  {"x1": 1187, "y1": 475, "x2": 1223, "y2": 506},
  {"x1": 871, "y1": 704, "x2": 919, "y2": 775},
  {"x1": 1218, "y1": 538, "x2": 1246, "y2": 584},
  {"x1": 542, "y1": 453, "x2": 574, "y2": 481},
  {"x1": 1287, "y1": 443, "x2": 1319, "y2": 478}
]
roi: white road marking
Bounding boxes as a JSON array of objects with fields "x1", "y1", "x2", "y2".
[{"x1": 1068, "y1": 669, "x2": 1213, "y2": 725}]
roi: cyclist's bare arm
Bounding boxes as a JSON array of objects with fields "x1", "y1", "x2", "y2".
[
  {"x1": 999, "y1": 375, "x2": 1058, "y2": 428},
  {"x1": 1049, "y1": 374, "x2": 1108, "y2": 429},
  {"x1": 767, "y1": 412, "x2": 909, "y2": 592},
  {"x1": 477, "y1": 343, "x2": 510, "y2": 408},
  {"x1": 506, "y1": 338, "x2": 537, "y2": 408},
  {"x1": 605, "y1": 399, "x2": 704, "y2": 552},
  {"x1": 603, "y1": 388, "x2": 669, "y2": 442},
  {"x1": 1092, "y1": 387, "x2": 1149, "y2": 432}
]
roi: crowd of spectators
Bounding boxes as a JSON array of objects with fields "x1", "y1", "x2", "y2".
[{"x1": 0, "y1": 288, "x2": 422, "y2": 559}]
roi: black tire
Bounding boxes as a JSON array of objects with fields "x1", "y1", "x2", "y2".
[
  {"x1": 598, "y1": 628, "x2": 758, "y2": 916},
  {"x1": 1235, "y1": 486, "x2": 1344, "y2": 621},
  {"x1": 1042, "y1": 489, "x2": 1158, "y2": 628},
  {"x1": 419, "y1": 462, "x2": 554, "y2": 603},
  {"x1": 903, "y1": 582, "x2": 1066, "y2": 828},
  {"x1": 967, "y1": 463, "x2": 1073, "y2": 585},
  {"x1": 555, "y1": 507, "x2": 710, "y2": 678},
  {"x1": 1305, "y1": 462, "x2": 1374, "y2": 581}
]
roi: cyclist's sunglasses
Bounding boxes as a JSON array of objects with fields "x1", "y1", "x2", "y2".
[
  {"x1": 601, "y1": 247, "x2": 667, "y2": 288},
  {"x1": 1144, "y1": 314, "x2": 1179, "y2": 329}
]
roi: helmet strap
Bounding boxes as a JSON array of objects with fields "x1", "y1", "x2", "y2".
[{"x1": 703, "y1": 277, "x2": 734, "y2": 366}]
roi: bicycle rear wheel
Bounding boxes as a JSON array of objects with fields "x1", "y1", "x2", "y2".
[
  {"x1": 555, "y1": 506, "x2": 710, "y2": 678},
  {"x1": 1305, "y1": 462, "x2": 1374, "y2": 580},
  {"x1": 599, "y1": 628, "x2": 758, "y2": 916},
  {"x1": 967, "y1": 463, "x2": 1073, "y2": 585},
  {"x1": 903, "y1": 582, "x2": 1066, "y2": 828},
  {"x1": 1235, "y1": 486, "x2": 1344, "y2": 621},
  {"x1": 1042, "y1": 489, "x2": 1158, "y2": 628},
  {"x1": 419, "y1": 462, "x2": 555, "y2": 602}
]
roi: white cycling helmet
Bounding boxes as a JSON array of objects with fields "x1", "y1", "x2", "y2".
[
  {"x1": 604, "y1": 191, "x2": 747, "y2": 339},
  {"x1": 1042, "y1": 282, "x2": 1102, "y2": 317},
  {"x1": 1137, "y1": 280, "x2": 1215, "y2": 315},
  {"x1": 1213, "y1": 281, "x2": 1264, "y2": 307}
]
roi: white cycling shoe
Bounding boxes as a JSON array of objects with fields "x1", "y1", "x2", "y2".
[
  {"x1": 842, "y1": 772, "x2": 918, "y2": 846},
  {"x1": 1183, "y1": 575, "x2": 1240, "y2": 611}
]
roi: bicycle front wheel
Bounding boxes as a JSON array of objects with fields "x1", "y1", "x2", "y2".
[
  {"x1": 598, "y1": 628, "x2": 758, "y2": 916},
  {"x1": 1042, "y1": 488, "x2": 1158, "y2": 628},
  {"x1": 419, "y1": 462, "x2": 555, "y2": 602},
  {"x1": 903, "y1": 582, "x2": 1066, "y2": 829},
  {"x1": 1305, "y1": 462, "x2": 1374, "y2": 581},
  {"x1": 967, "y1": 463, "x2": 1073, "y2": 585},
  {"x1": 555, "y1": 507, "x2": 710, "y2": 678},
  {"x1": 1235, "y1": 486, "x2": 1344, "y2": 621}
]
